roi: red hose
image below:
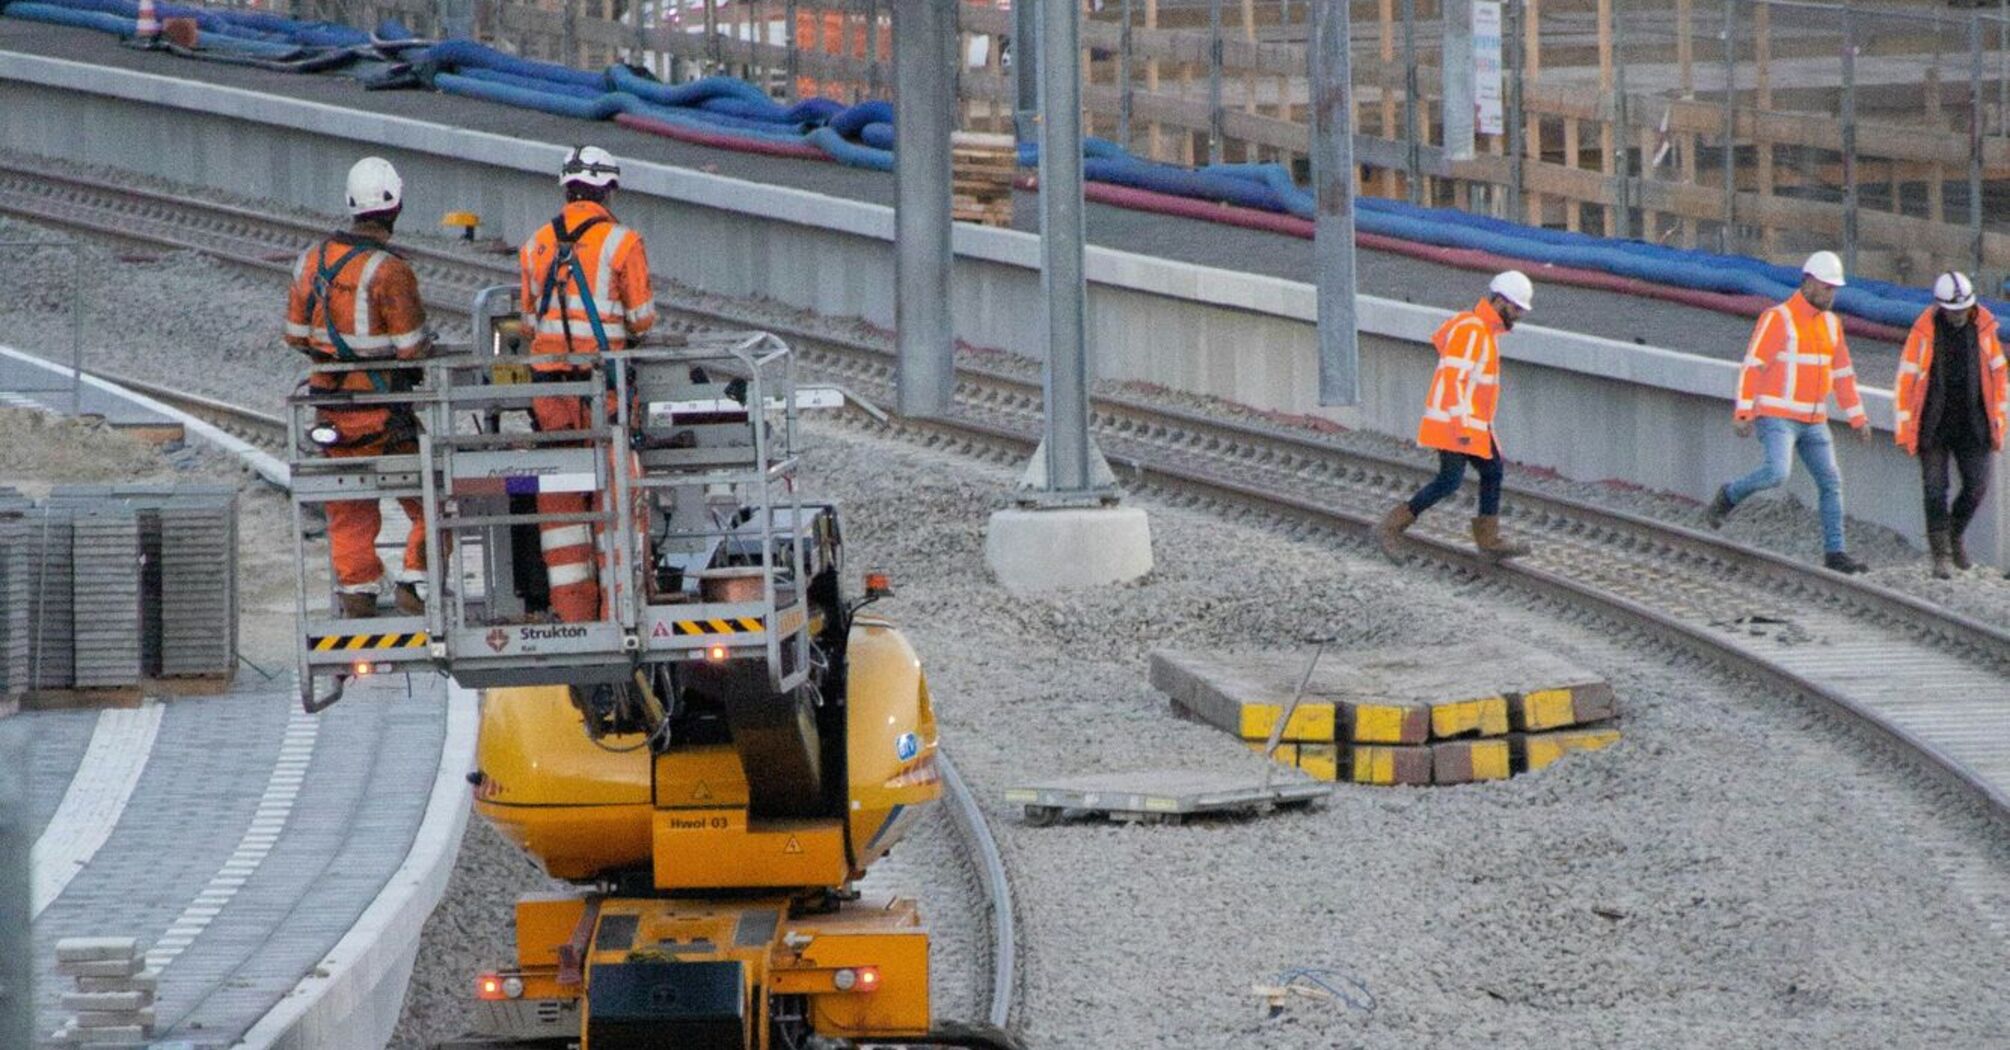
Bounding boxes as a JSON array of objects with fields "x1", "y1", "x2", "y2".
[
  {"x1": 1076, "y1": 180, "x2": 1908, "y2": 342},
  {"x1": 613, "y1": 113, "x2": 831, "y2": 163}
]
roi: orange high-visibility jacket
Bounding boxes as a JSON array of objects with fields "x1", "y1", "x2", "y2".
[
  {"x1": 1894, "y1": 305, "x2": 2009, "y2": 454},
  {"x1": 518, "y1": 200, "x2": 655, "y2": 370},
  {"x1": 1415, "y1": 298, "x2": 1507, "y2": 458},
  {"x1": 284, "y1": 232, "x2": 427, "y2": 444},
  {"x1": 1733, "y1": 292, "x2": 1867, "y2": 428}
]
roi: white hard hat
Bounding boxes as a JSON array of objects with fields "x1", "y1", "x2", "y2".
[
  {"x1": 560, "y1": 145, "x2": 621, "y2": 189},
  {"x1": 1489, "y1": 270, "x2": 1534, "y2": 311},
  {"x1": 344, "y1": 156, "x2": 403, "y2": 217},
  {"x1": 1933, "y1": 271, "x2": 1977, "y2": 312},
  {"x1": 1802, "y1": 250, "x2": 1847, "y2": 288}
]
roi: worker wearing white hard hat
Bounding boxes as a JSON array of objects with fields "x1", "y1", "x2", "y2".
[
  {"x1": 1376, "y1": 271, "x2": 1535, "y2": 562},
  {"x1": 1892, "y1": 270, "x2": 2008, "y2": 577},
  {"x1": 284, "y1": 157, "x2": 436, "y2": 618},
  {"x1": 514, "y1": 145, "x2": 656, "y2": 622},
  {"x1": 1706, "y1": 250, "x2": 1873, "y2": 574}
]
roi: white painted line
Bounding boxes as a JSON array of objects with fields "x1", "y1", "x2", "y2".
[
  {"x1": 146, "y1": 705, "x2": 320, "y2": 971},
  {"x1": 236, "y1": 684, "x2": 477, "y2": 1050},
  {"x1": 31, "y1": 704, "x2": 165, "y2": 918}
]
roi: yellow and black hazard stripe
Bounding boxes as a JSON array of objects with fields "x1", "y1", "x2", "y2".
[
  {"x1": 670, "y1": 618, "x2": 766, "y2": 636},
  {"x1": 311, "y1": 631, "x2": 430, "y2": 652}
]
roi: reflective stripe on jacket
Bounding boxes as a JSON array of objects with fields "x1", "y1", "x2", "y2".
[
  {"x1": 1894, "y1": 305, "x2": 2009, "y2": 454},
  {"x1": 1415, "y1": 298, "x2": 1506, "y2": 458},
  {"x1": 1733, "y1": 292, "x2": 1866, "y2": 427},
  {"x1": 284, "y1": 233, "x2": 426, "y2": 446},
  {"x1": 518, "y1": 200, "x2": 656, "y2": 368}
]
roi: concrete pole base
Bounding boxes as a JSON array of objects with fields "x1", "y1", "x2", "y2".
[{"x1": 984, "y1": 505, "x2": 1154, "y2": 592}]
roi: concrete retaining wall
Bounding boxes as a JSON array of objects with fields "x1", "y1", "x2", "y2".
[{"x1": 2, "y1": 50, "x2": 2001, "y2": 565}]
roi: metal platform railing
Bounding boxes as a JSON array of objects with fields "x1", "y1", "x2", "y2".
[{"x1": 288, "y1": 287, "x2": 813, "y2": 711}]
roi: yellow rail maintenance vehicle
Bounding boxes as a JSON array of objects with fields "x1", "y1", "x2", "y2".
[{"x1": 287, "y1": 290, "x2": 1008, "y2": 1049}]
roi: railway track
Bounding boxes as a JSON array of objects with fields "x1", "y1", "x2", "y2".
[{"x1": 6, "y1": 165, "x2": 2006, "y2": 948}]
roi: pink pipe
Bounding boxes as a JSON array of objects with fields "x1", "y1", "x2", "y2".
[{"x1": 613, "y1": 113, "x2": 831, "y2": 163}]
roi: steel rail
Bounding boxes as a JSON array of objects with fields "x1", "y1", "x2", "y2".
[{"x1": 6, "y1": 164, "x2": 2002, "y2": 960}]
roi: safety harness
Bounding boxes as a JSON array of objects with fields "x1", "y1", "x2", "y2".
[
  {"x1": 306, "y1": 233, "x2": 397, "y2": 393},
  {"x1": 535, "y1": 214, "x2": 613, "y2": 360},
  {"x1": 305, "y1": 232, "x2": 416, "y2": 448}
]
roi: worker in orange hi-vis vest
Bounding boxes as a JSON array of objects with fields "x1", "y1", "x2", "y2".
[
  {"x1": 1374, "y1": 271, "x2": 1535, "y2": 563},
  {"x1": 517, "y1": 146, "x2": 656, "y2": 623},
  {"x1": 285, "y1": 157, "x2": 435, "y2": 619},
  {"x1": 1893, "y1": 271, "x2": 2008, "y2": 578},
  {"x1": 1705, "y1": 250, "x2": 1874, "y2": 574}
]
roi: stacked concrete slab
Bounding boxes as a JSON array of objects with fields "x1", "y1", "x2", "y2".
[
  {"x1": 1152, "y1": 643, "x2": 1621, "y2": 787},
  {"x1": 69, "y1": 508, "x2": 143, "y2": 690},
  {"x1": 23, "y1": 506, "x2": 77, "y2": 690},
  {"x1": 49, "y1": 937, "x2": 159, "y2": 1046},
  {"x1": 0, "y1": 484, "x2": 239, "y2": 699},
  {"x1": 0, "y1": 517, "x2": 28, "y2": 704}
]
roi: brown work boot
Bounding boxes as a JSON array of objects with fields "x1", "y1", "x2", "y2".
[
  {"x1": 337, "y1": 592, "x2": 379, "y2": 619},
  {"x1": 393, "y1": 582, "x2": 426, "y2": 616},
  {"x1": 1471, "y1": 515, "x2": 1530, "y2": 561},
  {"x1": 1374, "y1": 503, "x2": 1417, "y2": 563},
  {"x1": 1928, "y1": 530, "x2": 1954, "y2": 580}
]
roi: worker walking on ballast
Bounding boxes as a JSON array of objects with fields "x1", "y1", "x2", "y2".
[
  {"x1": 1893, "y1": 272, "x2": 2007, "y2": 578},
  {"x1": 518, "y1": 145, "x2": 656, "y2": 623},
  {"x1": 1376, "y1": 271, "x2": 1535, "y2": 563},
  {"x1": 1706, "y1": 250, "x2": 1873, "y2": 574},
  {"x1": 285, "y1": 157, "x2": 434, "y2": 619}
]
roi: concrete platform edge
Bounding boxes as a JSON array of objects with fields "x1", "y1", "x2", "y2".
[{"x1": 235, "y1": 684, "x2": 477, "y2": 1050}]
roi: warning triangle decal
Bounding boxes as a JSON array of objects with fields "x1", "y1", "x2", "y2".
[
  {"x1": 691, "y1": 780, "x2": 713, "y2": 801},
  {"x1": 783, "y1": 836, "x2": 803, "y2": 854}
]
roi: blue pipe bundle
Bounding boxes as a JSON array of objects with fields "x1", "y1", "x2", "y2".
[{"x1": 10, "y1": 0, "x2": 2002, "y2": 333}]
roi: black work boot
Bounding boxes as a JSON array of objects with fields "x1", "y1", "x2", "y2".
[
  {"x1": 1949, "y1": 513, "x2": 1975, "y2": 571},
  {"x1": 1823, "y1": 551, "x2": 1869, "y2": 575},
  {"x1": 1928, "y1": 530, "x2": 1954, "y2": 580},
  {"x1": 1705, "y1": 487, "x2": 1736, "y2": 529}
]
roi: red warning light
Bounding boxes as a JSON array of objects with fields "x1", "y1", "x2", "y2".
[
  {"x1": 476, "y1": 973, "x2": 505, "y2": 1001},
  {"x1": 708, "y1": 644, "x2": 727, "y2": 661},
  {"x1": 855, "y1": 966, "x2": 880, "y2": 992}
]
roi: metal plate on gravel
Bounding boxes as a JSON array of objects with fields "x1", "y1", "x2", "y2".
[{"x1": 1005, "y1": 770, "x2": 1329, "y2": 825}]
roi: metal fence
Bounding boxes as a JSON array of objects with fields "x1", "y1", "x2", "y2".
[{"x1": 266, "y1": 0, "x2": 2010, "y2": 286}]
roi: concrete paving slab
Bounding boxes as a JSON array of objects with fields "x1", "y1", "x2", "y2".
[{"x1": 25, "y1": 670, "x2": 452, "y2": 1047}]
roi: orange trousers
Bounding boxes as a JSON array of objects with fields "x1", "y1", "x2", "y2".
[
  {"x1": 326, "y1": 440, "x2": 427, "y2": 594},
  {"x1": 531, "y1": 394, "x2": 603, "y2": 622}
]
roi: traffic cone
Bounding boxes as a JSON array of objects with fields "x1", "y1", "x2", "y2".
[{"x1": 133, "y1": 0, "x2": 162, "y2": 43}]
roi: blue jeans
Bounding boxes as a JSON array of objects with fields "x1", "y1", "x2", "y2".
[
  {"x1": 1408, "y1": 449, "x2": 1504, "y2": 517},
  {"x1": 1724, "y1": 416, "x2": 1846, "y2": 552}
]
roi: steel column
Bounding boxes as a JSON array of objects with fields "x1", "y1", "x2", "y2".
[
  {"x1": 1972, "y1": 14, "x2": 1987, "y2": 281},
  {"x1": 1841, "y1": 11, "x2": 1858, "y2": 275},
  {"x1": 1612, "y1": 0, "x2": 1631, "y2": 239},
  {"x1": 1721, "y1": 0, "x2": 1736, "y2": 254},
  {"x1": 894, "y1": 0, "x2": 957, "y2": 419},
  {"x1": 1035, "y1": 0, "x2": 1112, "y2": 497},
  {"x1": 1506, "y1": 0, "x2": 1524, "y2": 217},
  {"x1": 1119, "y1": 0, "x2": 1135, "y2": 147},
  {"x1": 1015, "y1": 0, "x2": 1040, "y2": 143},
  {"x1": 1442, "y1": 0, "x2": 1476, "y2": 162},
  {"x1": 1208, "y1": 0, "x2": 1225, "y2": 165},
  {"x1": 1403, "y1": 0, "x2": 1420, "y2": 203},
  {"x1": 1313, "y1": 0, "x2": 1361, "y2": 407}
]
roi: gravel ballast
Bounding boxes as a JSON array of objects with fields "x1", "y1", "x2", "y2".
[{"x1": 4, "y1": 192, "x2": 2007, "y2": 1048}]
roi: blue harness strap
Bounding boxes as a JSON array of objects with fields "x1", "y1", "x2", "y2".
[
  {"x1": 535, "y1": 215, "x2": 613, "y2": 360},
  {"x1": 308, "y1": 237, "x2": 391, "y2": 394}
]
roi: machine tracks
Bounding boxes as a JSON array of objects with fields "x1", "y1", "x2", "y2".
[{"x1": 5, "y1": 165, "x2": 2005, "y2": 961}]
